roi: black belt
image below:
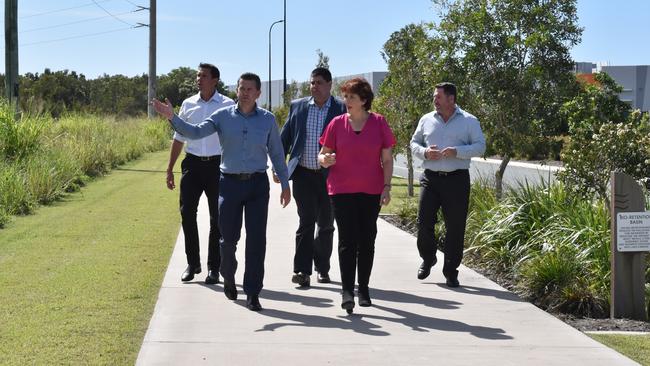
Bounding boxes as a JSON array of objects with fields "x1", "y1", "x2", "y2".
[
  {"x1": 186, "y1": 153, "x2": 220, "y2": 161},
  {"x1": 222, "y1": 172, "x2": 265, "y2": 180},
  {"x1": 425, "y1": 169, "x2": 468, "y2": 177},
  {"x1": 297, "y1": 165, "x2": 322, "y2": 173}
]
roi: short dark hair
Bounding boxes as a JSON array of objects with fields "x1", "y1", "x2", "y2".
[
  {"x1": 340, "y1": 77, "x2": 374, "y2": 111},
  {"x1": 311, "y1": 67, "x2": 332, "y2": 83},
  {"x1": 238, "y1": 72, "x2": 261, "y2": 90},
  {"x1": 435, "y1": 82, "x2": 457, "y2": 101},
  {"x1": 199, "y1": 63, "x2": 220, "y2": 79}
]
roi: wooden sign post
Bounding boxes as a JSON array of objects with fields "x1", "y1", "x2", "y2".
[{"x1": 610, "y1": 172, "x2": 648, "y2": 320}]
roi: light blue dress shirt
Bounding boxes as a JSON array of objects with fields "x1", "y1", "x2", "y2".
[
  {"x1": 170, "y1": 104, "x2": 290, "y2": 190},
  {"x1": 410, "y1": 106, "x2": 486, "y2": 172}
]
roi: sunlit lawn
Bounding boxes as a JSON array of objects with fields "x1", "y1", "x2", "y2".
[{"x1": 0, "y1": 150, "x2": 179, "y2": 365}]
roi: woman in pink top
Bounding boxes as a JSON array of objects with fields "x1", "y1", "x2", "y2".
[{"x1": 318, "y1": 77, "x2": 396, "y2": 314}]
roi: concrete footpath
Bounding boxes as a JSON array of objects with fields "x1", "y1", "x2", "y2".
[{"x1": 136, "y1": 171, "x2": 637, "y2": 366}]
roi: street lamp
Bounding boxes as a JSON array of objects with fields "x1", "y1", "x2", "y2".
[
  {"x1": 283, "y1": 0, "x2": 287, "y2": 95},
  {"x1": 268, "y1": 19, "x2": 284, "y2": 109}
]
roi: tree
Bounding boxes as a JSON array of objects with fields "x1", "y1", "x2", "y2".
[
  {"x1": 156, "y1": 67, "x2": 196, "y2": 107},
  {"x1": 20, "y1": 69, "x2": 90, "y2": 117},
  {"x1": 558, "y1": 72, "x2": 649, "y2": 206},
  {"x1": 315, "y1": 49, "x2": 330, "y2": 69},
  {"x1": 375, "y1": 23, "x2": 437, "y2": 196},
  {"x1": 432, "y1": 0, "x2": 582, "y2": 198}
]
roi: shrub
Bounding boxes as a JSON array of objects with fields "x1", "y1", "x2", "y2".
[
  {"x1": 0, "y1": 101, "x2": 170, "y2": 227},
  {"x1": 559, "y1": 72, "x2": 650, "y2": 202},
  {"x1": 466, "y1": 181, "x2": 612, "y2": 317}
]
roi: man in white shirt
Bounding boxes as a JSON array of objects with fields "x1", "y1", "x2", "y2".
[{"x1": 165, "y1": 63, "x2": 235, "y2": 284}]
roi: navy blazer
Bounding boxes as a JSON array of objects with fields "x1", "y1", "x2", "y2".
[{"x1": 280, "y1": 96, "x2": 346, "y2": 179}]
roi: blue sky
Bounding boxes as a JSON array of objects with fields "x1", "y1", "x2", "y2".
[{"x1": 4, "y1": 0, "x2": 650, "y2": 85}]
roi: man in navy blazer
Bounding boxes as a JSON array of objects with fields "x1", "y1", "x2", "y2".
[{"x1": 277, "y1": 67, "x2": 346, "y2": 287}]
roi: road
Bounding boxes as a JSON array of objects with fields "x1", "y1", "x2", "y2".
[{"x1": 394, "y1": 154, "x2": 561, "y2": 189}]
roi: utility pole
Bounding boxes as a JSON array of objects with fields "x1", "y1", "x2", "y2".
[
  {"x1": 5, "y1": 0, "x2": 19, "y2": 113},
  {"x1": 147, "y1": 0, "x2": 156, "y2": 118}
]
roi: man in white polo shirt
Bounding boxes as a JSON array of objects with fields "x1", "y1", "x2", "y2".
[{"x1": 165, "y1": 63, "x2": 235, "y2": 284}]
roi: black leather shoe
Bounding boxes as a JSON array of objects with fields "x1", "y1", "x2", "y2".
[
  {"x1": 181, "y1": 265, "x2": 202, "y2": 282},
  {"x1": 291, "y1": 272, "x2": 310, "y2": 287},
  {"x1": 317, "y1": 272, "x2": 331, "y2": 283},
  {"x1": 223, "y1": 280, "x2": 237, "y2": 300},
  {"x1": 341, "y1": 290, "x2": 355, "y2": 313},
  {"x1": 246, "y1": 295, "x2": 262, "y2": 311},
  {"x1": 445, "y1": 275, "x2": 460, "y2": 288},
  {"x1": 205, "y1": 269, "x2": 220, "y2": 284},
  {"x1": 358, "y1": 287, "x2": 371, "y2": 307},
  {"x1": 417, "y1": 257, "x2": 437, "y2": 280}
]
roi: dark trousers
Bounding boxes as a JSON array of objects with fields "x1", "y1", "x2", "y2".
[
  {"x1": 179, "y1": 155, "x2": 221, "y2": 270},
  {"x1": 416, "y1": 169, "x2": 470, "y2": 278},
  {"x1": 218, "y1": 172, "x2": 269, "y2": 296},
  {"x1": 330, "y1": 193, "x2": 381, "y2": 293},
  {"x1": 292, "y1": 166, "x2": 334, "y2": 275}
]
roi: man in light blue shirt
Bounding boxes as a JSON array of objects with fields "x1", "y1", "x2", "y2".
[
  {"x1": 410, "y1": 82, "x2": 485, "y2": 288},
  {"x1": 152, "y1": 72, "x2": 291, "y2": 311}
]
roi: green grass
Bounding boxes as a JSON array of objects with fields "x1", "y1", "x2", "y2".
[
  {"x1": 0, "y1": 150, "x2": 179, "y2": 365},
  {"x1": 382, "y1": 176, "x2": 419, "y2": 215},
  {"x1": 589, "y1": 334, "x2": 650, "y2": 365}
]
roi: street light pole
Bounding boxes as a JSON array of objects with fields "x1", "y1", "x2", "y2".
[
  {"x1": 283, "y1": 0, "x2": 287, "y2": 96},
  {"x1": 268, "y1": 20, "x2": 284, "y2": 109}
]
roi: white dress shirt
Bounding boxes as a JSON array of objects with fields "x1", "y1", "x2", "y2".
[
  {"x1": 174, "y1": 91, "x2": 235, "y2": 156},
  {"x1": 410, "y1": 105, "x2": 486, "y2": 172}
]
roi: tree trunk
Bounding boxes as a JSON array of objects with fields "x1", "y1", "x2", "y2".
[
  {"x1": 495, "y1": 155, "x2": 510, "y2": 200},
  {"x1": 406, "y1": 145, "x2": 414, "y2": 197}
]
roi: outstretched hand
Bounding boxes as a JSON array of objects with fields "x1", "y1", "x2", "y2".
[{"x1": 151, "y1": 98, "x2": 174, "y2": 120}]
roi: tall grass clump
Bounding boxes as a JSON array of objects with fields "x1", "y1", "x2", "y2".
[
  {"x1": 0, "y1": 102, "x2": 47, "y2": 161},
  {"x1": 0, "y1": 102, "x2": 171, "y2": 228},
  {"x1": 466, "y1": 181, "x2": 611, "y2": 317}
]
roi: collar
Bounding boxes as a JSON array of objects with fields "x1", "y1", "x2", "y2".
[
  {"x1": 235, "y1": 103, "x2": 259, "y2": 117},
  {"x1": 308, "y1": 96, "x2": 332, "y2": 109},
  {"x1": 196, "y1": 91, "x2": 224, "y2": 104},
  {"x1": 433, "y1": 105, "x2": 460, "y2": 122}
]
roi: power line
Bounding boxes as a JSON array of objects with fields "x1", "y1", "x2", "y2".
[
  {"x1": 19, "y1": 0, "x2": 114, "y2": 19},
  {"x1": 123, "y1": 0, "x2": 143, "y2": 7},
  {"x1": 21, "y1": 10, "x2": 136, "y2": 34},
  {"x1": 91, "y1": 0, "x2": 133, "y2": 26},
  {"x1": 18, "y1": 25, "x2": 145, "y2": 47}
]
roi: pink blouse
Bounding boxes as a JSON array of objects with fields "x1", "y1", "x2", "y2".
[{"x1": 320, "y1": 112, "x2": 396, "y2": 195}]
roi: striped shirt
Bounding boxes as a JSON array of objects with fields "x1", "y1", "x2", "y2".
[{"x1": 299, "y1": 97, "x2": 331, "y2": 169}]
